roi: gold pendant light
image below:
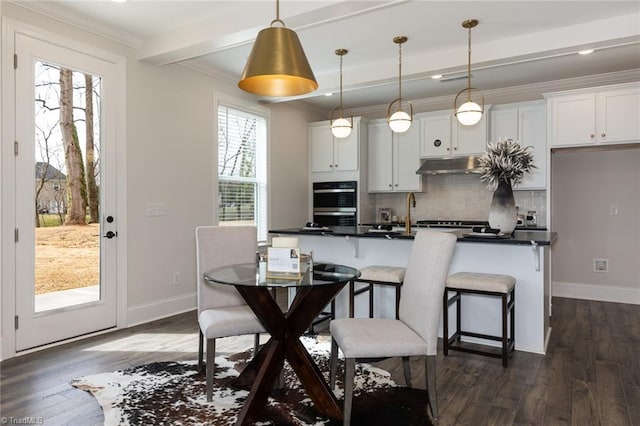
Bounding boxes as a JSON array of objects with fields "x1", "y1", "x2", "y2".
[
  {"x1": 238, "y1": 0, "x2": 318, "y2": 97},
  {"x1": 387, "y1": 36, "x2": 413, "y2": 133},
  {"x1": 330, "y1": 49, "x2": 353, "y2": 138},
  {"x1": 454, "y1": 19, "x2": 484, "y2": 126}
]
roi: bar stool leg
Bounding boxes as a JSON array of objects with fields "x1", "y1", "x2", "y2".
[
  {"x1": 442, "y1": 289, "x2": 449, "y2": 355},
  {"x1": 368, "y1": 283, "x2": 374, "y2": 318},
  {"x1": 349, "y1": 280, "x2": 355, "y2": 318},
  {"x1": 455, "y1": 290, "x2": 462, "y2": 344},
  {"x1": 502, "y1": 293, "x2": 508, "y2": 367}
]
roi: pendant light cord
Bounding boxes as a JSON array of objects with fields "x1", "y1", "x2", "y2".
[
  {"x1": 398, "y1": 40, "x2": 403, "y2": 108},
  {"x1": 271, "y1": 0, "x2": 284, "y2": 27},
  {"x1": 467, "y1": 24, "x2": 472, "y2": 102},
  {"x1": 339, "y1": 53, "x2": 344, "y2": 115}
]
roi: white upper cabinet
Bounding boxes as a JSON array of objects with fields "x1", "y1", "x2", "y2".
[
  {"x1": 420, "y1": 112, "x2": 452, "y2": 157},
  {"x1": 421, "y1": 108, "x2": 489, "y2": 157},
  {"x1": 490, "y1": 101, "x2": 547, "y2": 190},
  {"x1": 546, "y1": 83, "x2": 640, "y2": 147},
  {"x1": 368, "y1": 120, "x2": 422, "y2": 193},
  {"x1": 310, "y1": 117, "x2": 361, "y2": 173}
]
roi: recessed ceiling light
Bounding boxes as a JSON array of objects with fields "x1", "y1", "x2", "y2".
[
  {"x1": 578, "y1": 49, "x2": 594, "y2": 55},
  {"x1": 431, "y1": 74, "x2": 443, "y2": 80},
  {"x1": 112, "y1": 0, "x2": 128, "y2": 3}
]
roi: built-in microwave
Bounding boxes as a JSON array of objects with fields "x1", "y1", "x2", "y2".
[{"x1": 312, "y1": 181, "x2": 357, "y2": 226}]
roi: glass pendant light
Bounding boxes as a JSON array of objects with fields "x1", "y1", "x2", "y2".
[
  {"x1": 454, "y1": 19, "x2": 484, "y2": 126},
  {"x1": 387, "y1": 36, "x2": 413, "y2": 133},
  {"x1": 330, "y1": 49, "x2": 352, "y2": 138},
  {"x1": 238, "y1": 0, "x2": 318, "y2": 97}
]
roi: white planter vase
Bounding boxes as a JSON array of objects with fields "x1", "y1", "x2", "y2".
[{"x1": 488, "y1": 180, "x2": 517, "y2": 234}]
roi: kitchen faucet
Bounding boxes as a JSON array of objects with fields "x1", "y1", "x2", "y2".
[{"x1": 405, "y1": 192, "x2": 416, "y2": 235}]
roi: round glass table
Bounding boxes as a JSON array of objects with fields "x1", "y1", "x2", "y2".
[{"x1": 204, "y1": 262, "x2": 359, "y2": 425}]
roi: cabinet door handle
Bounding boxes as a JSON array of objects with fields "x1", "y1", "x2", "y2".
[
  {"x1": 388, "y1": 184, "x2": 392, "y2": 188},
  {"x1": 394, "y1": 184, "x2": 398, "y2": 187},
  {"x1": 335, "y1": 164, "x2": 338, "y2": 168},
  {"x1": 601, "y1": 133, "x2": 606, "y2": 138},
  {"x1": 329, "y1": 164, "x2": 333, "y2": 168},
  {"x1": 454, "y1": 147, "x2": 458, "y2": 150},
  {"x1": 446, "y1": 147, "x2": 450, "y2": 151},
  {"x1": 590, "y1": 134, "x2": 595, "y2": 138}
]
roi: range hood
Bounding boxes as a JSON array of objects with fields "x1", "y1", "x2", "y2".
[{"x1": 415, "y1": 156, "x2": 482, "y2": 175}]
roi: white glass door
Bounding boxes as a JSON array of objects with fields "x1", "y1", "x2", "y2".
[{"x1": 14, "y1": 33, "x2": 118, "y2": 351}]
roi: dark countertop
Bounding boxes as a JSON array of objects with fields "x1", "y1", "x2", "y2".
[
  {"x1": 360, "y1": 222, "x2": 549, "y2": 231},
  {"x1": 270, "y1": 226, "x2": 557, "y2": 246}
]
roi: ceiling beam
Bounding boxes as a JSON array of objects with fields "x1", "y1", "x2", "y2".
[{"x1": 137, "y1": 0, "x2": 405, "y2": 65}]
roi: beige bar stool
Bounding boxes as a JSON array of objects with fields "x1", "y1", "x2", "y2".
[
  {"x1": 443, "y1": 272, "x2": 516, "y2": 367},
  {"x1": 349, "y1": 266, "x2": 405, "y2": 319}
]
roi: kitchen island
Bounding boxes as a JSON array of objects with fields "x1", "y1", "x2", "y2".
[{"x1": 269, "y1": 226, "x2": 557, "y2": 354}]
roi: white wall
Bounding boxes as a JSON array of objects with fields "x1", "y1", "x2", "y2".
[
  {"x1": 551, "y1": 147, "x2": 640, "y2": 304},
  {"x1": 0, "y1": 3, "x2": 317, "y2": 350},
  {"x1": 269, "y1": 103, "x2": 322, "y2": 229}
]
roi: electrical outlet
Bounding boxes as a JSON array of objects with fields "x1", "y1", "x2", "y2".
[
  {"x1": 594, "y1": 259, "x2": 608, "y2": 273},
  {"x1": 172, "y1": 271, "x2": 181, "y2": 286},
  {"x1": 609, "y1": 205, "x2": 618, "y2": 216}
]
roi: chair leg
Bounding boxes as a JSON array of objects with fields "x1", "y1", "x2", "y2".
[
  {"x1": 206, "y1": 338, "x2": 216, "y2": 402},
  {"x1": 198, "y1": 330, "x2": 204, "y2": 371},
  {"x1": 343, "y1": 358, "x2": 355, "y2": 426},
  {"x1": 253, "y1": 333, "x2": 260, "y2": 357},
  {"x1": 330, "y1": 338, "x2": 339, "y2": 389},
  {"x1": 402, "y1": 356, "x2": 412, "y2": 387},
  {"x1": 425, "y1": 355, "x2": 438, "y2": 420}
]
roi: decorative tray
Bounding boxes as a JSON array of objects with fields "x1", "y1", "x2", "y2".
[{"x1": 463, "y1": 232, "x2": 511, "y2": 238}]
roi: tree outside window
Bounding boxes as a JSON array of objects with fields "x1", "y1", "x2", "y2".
[{"x1": 217, "y1": 105, "x2": 267, "y2": 241}]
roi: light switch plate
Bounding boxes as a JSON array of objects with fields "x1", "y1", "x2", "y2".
[{"x1": 146, "y1": 202, "x2": 167, "y2": 217}]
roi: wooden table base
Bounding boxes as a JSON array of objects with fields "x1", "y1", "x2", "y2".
[{"x1": 233, "y1": 282, "x2": 346, "y2": 426}]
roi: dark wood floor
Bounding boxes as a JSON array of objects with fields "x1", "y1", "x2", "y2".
[{"x1": 1, "y1": 297, "x2": 638, "y2": 425}]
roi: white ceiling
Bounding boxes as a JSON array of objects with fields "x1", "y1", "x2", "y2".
[{"x1": 18, "y1": 1, "x2": 640, "y2": 112}]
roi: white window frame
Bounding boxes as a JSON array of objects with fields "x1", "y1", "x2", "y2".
[{"x1": 214, "y1": 94, "x2": 270, "y2": 243}]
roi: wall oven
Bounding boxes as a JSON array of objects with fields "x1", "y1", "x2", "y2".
[{"x1": 312, "y1": 181, "x2": 357, "y2": 226}]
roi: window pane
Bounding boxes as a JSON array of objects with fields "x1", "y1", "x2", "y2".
[{"x1": 217, "y1": 104, "x2": 267, "y2": 241}]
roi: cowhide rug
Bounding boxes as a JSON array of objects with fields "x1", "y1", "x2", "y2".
[{"x1": 71, "y1": 335, "x2": 432, "y2": 425}]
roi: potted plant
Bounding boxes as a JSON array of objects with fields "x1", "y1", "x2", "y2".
[{"x1": 478, "y1": 139, "x2": 535, "y2": 234}]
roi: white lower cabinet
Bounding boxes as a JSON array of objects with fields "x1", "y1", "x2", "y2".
[
  {"x1": 368, "y1": 120, "x2": 422, "y2": 192},
  {"x1": 490, "y1": 101, "x2": 547, "y2": 189}
]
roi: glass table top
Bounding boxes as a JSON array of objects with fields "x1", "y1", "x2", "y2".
[{"x1": 204, "y1": 262, "x2": 359, "y2": 288}]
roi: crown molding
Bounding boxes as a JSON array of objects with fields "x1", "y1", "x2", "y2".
[
  {"x1": 8, "y1": 0, "x2": 142, "y2": 49},
  {"x1": 350, "y1": 68, "x2": 640, "y2": 119}
]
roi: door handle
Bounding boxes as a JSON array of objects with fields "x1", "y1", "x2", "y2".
[{"x1": 103, "y1": 231, "x2": 117, "y2": 239}]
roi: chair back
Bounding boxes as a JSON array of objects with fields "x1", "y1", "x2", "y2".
[
  {"x1": 196, "y1": 225, "x2": 257, "y2": 314},
  {"x1": 398, "y1": 230, "x2": 457, "y2": 356}
]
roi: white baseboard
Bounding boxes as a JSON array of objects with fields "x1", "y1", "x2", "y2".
[
  {"x1": 127, "y1": 292, "x2": 197, "y2": 327},
  {"x1": 553, "y1": 281, "x2": 640, "y2": 305}
]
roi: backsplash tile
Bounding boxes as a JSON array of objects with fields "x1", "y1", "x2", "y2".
[{"x1": 373, "y1": 174, "x2": 547, "y2": 225}]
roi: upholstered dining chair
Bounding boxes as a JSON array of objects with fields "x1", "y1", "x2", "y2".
[
  {"x1": 329, "y1": 229, "x2": 457, "y2": 424},
  {"x1": 195, "y1": 225, "x2": 266, "y2": 402}
]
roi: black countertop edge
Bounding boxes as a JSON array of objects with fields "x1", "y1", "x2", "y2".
[
  {"x1": 269, "y1": 227, "x2": 557, "y2": 246},
  {"x1": 359, "y1": 222, "x2": 548, "y2": 231}
]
